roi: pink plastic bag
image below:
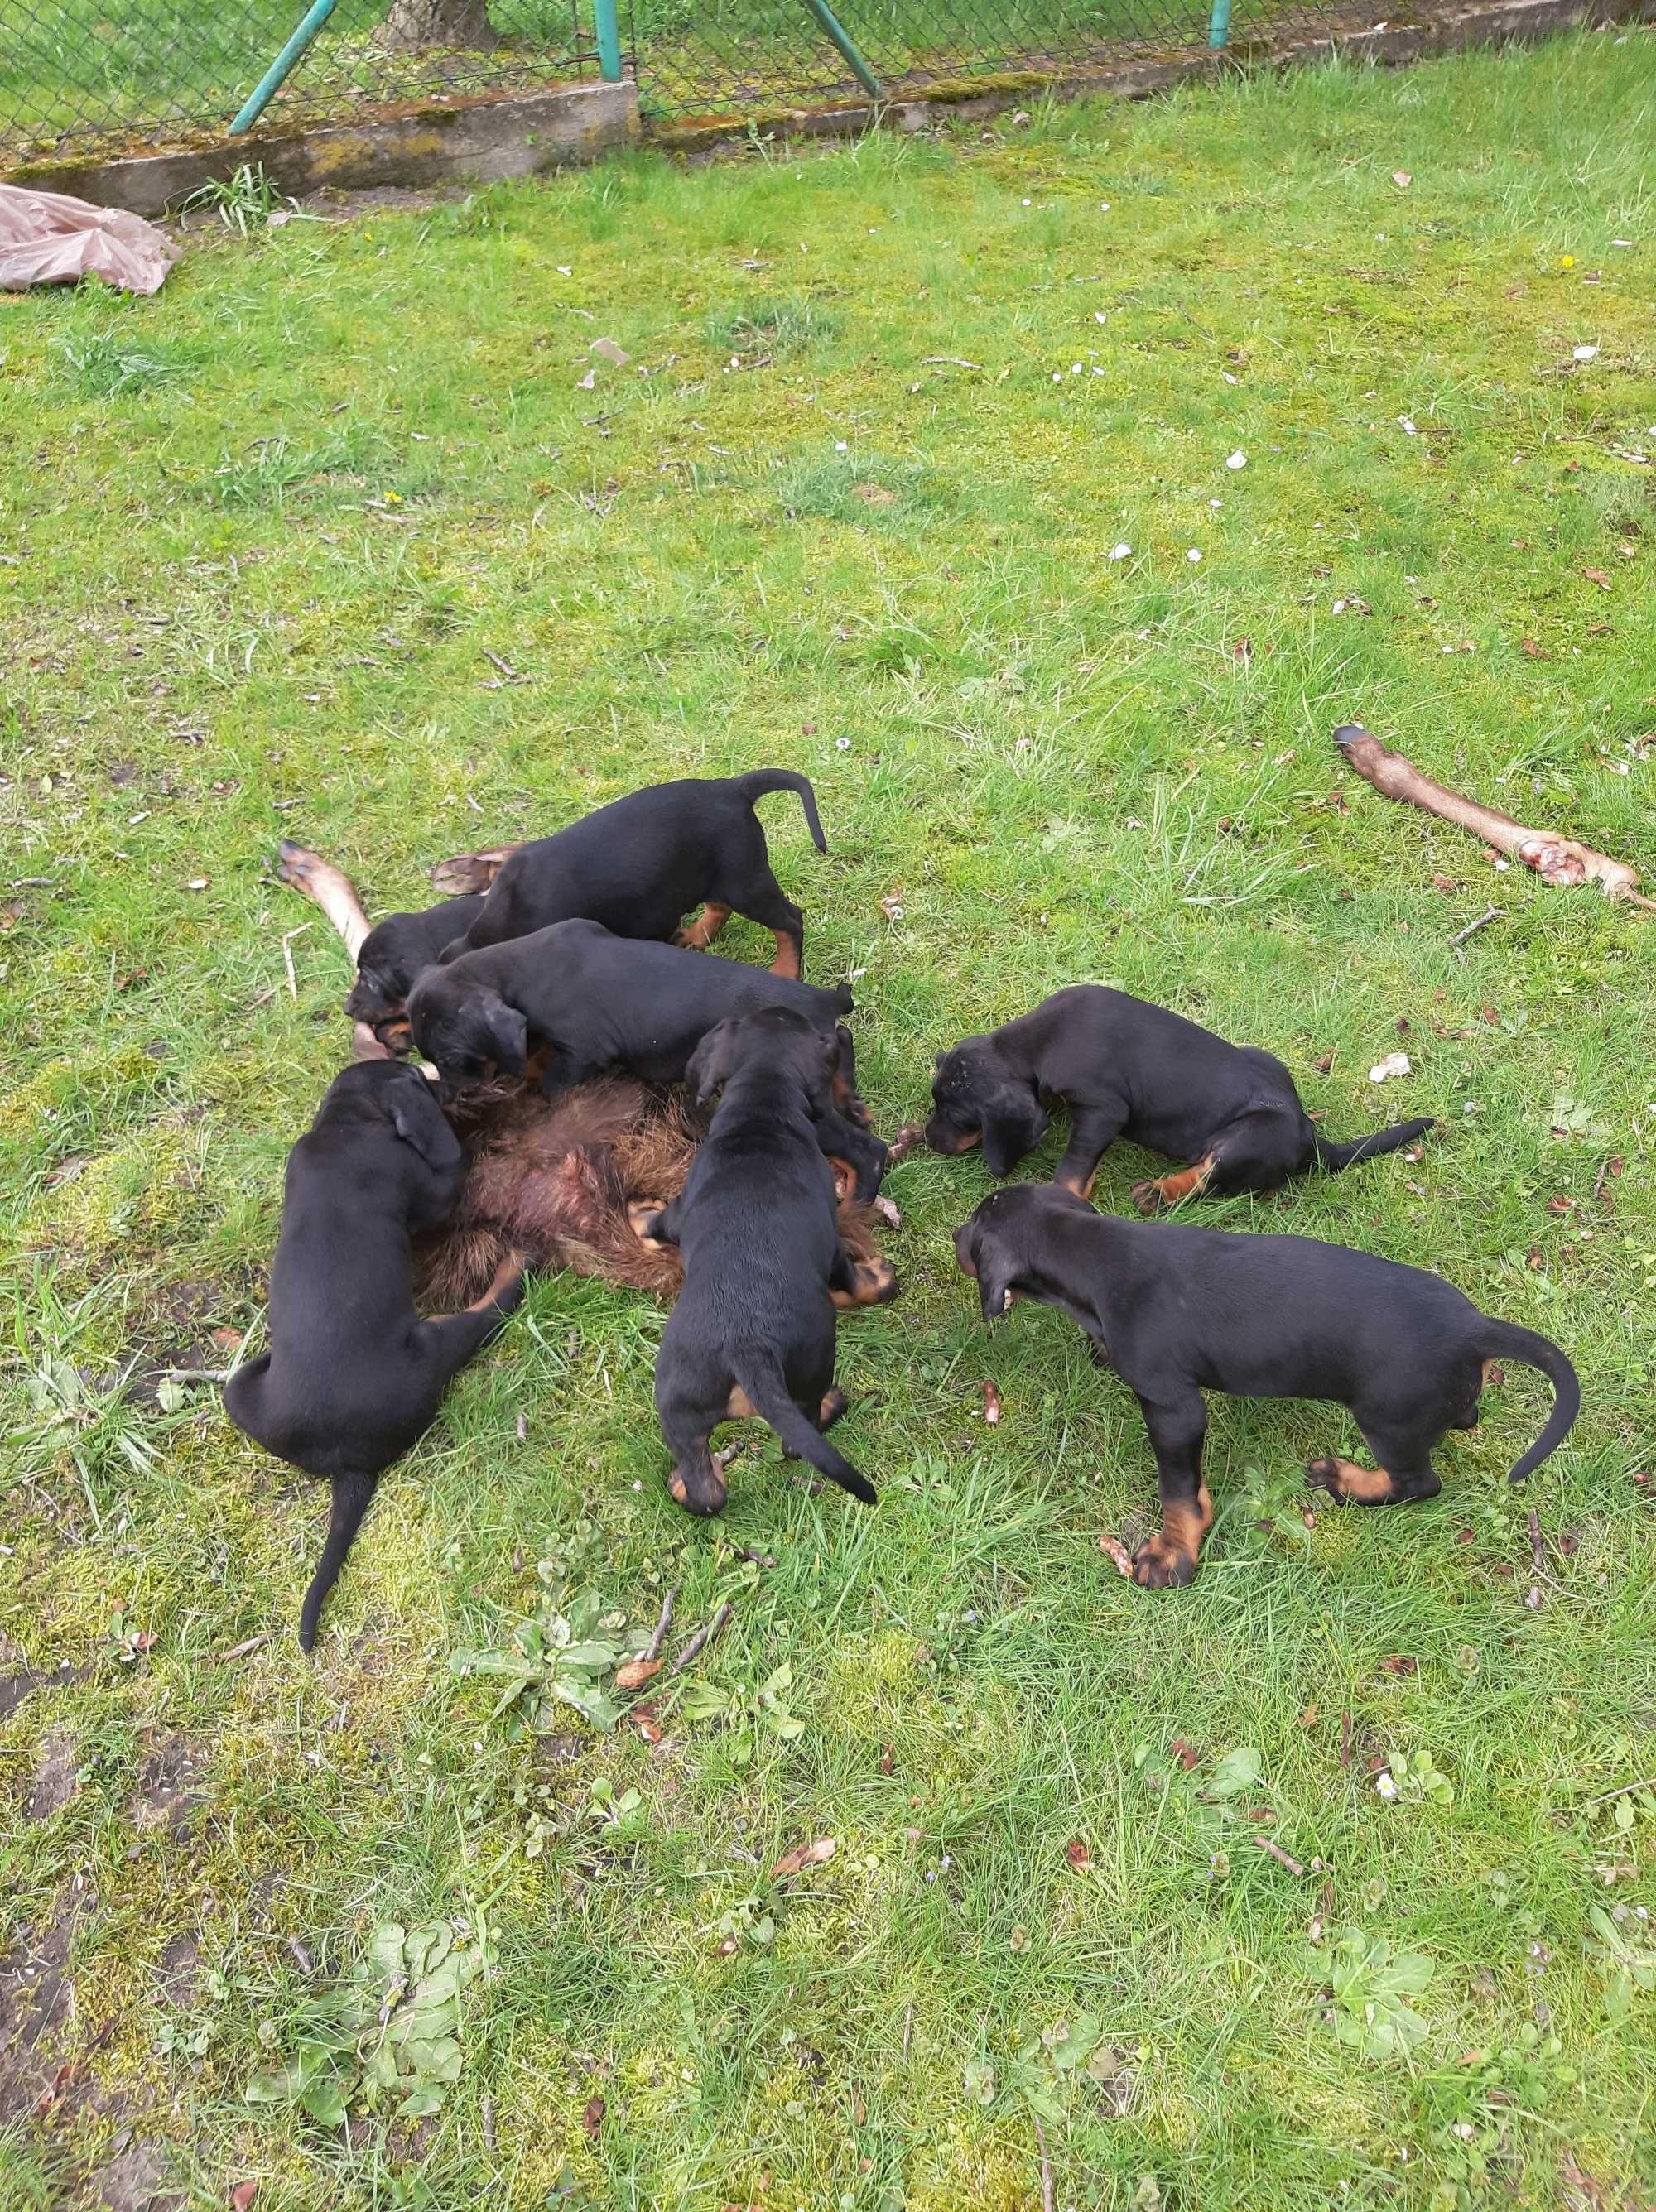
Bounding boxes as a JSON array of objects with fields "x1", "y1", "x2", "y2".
[{"x1": 0, "y1": 183, "x2": 179, "y2": 296}]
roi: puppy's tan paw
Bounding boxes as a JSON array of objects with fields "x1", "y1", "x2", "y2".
[{"x1": 1131, "y1": 1531, "x2": 1201, "y2": 1589}]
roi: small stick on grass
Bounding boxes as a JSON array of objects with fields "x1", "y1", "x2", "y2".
[
  {"x1": 1449, "y1": 903, "x2": 1504, "y2": 957},
  {"x1": 902, "y1": 2003, "x2": 912, "y2": 2059},
  {"x1": 1034, "y1": 2117, "x2": 1055, "y2": 2212},
  {"x1": 214, "y1": 1633, "x2": 270, "y2": 1664},
  {"x1": 1585, "y1": 1773, "x2": 1656, "y2": 1807},
  {"x1": 643, "y1": 1585, "x2": 676, "y2": 1664},
  {"x1": 480, "y1": 2092, "x2": 497, "y2": 2154},
  {"x1": 1253, "y1": 1835, "x2": 1307, "y2": 1877},
  {"x1": 1592, "y1": 1154, "x2": 1614, "y2": 1205},
  {"x1": 1528, "y1": 1508, "x2": 1547, "y2": 1578},
  {"x1": 162, "y1": 1368, "x2": 230, "y2": 1385},
  {"x1": 281, "y1": 920, "x2": 312, "y2": 998},
  {"x1": 670, "y1": 1600, "x2": 731, "y2": 1675}
]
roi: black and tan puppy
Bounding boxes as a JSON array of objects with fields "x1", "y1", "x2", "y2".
[
  {"x1": 409, "y1": 915, "x2": 852, "y2": 1094},
  {"x1": 437, "y1": 770, "x2": 827, "y2": 979},
  {"x1": 637, "y1": 1009, "x2": 889, "y2": 1517},
  {"x1": 345, "y1": 894, "x2": 486, "y2": 1031},
  {"x1": 927, "y1": 985, "x2": 1435, "y2": 1210},
  {"x1": 224, "y1": 1060, "x2": 525, "y2": 1651},
  {"x1": 686, "y1": 1007, "x2": 888, "y2": 1205},
  {"x1": 956, "y1": 1184, "x2": 1577, "y2": 1589}
]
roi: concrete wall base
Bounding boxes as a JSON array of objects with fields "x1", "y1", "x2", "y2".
[{"x1": 7, "y1": 78, "x2": 636, "y2": 216}]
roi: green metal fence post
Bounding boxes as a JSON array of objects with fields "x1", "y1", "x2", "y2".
[
  {"x1": 1207, "y1": 0, "x2": 1231, "y2": 47},
  {"x1": 801, "y1": 0, "x2": 881, "y2": 97},
  {"x1": 229, "y1": 0, "x2": 338, "y2": 133},
  {"x1": 594, "y1": 0, "x2": 623, "y2": 81}
]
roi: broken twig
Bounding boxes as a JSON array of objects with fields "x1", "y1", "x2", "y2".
[
  {"x1": 1253, "y1": 1835, "x2": 1307, "y2": 1877},
  {"x1": 643, "y1": 1585, "x2": 676, "y2": 1663},
  {"x1": 281, "y1": 920, "x2": 312, "y2": 999},
  {"x1": 1334, "y1": 724, "x2": 1654, "y2": 909},
  {"x1": 1448, "y1": 903, "x2": 1504, "y2": 957},
  {"x1": 162, "y1": 1367, "x2": 230, "y2": 1385},
  {"x1": 1034, "y1": 2116, "x2": 1055, "y2": 2212},
  {"x1": 670, "y1": 1600, "x2": 731, "y2": 1675}
]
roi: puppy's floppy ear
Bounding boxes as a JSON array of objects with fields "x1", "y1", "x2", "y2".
[
  {"x1": 981, "y1": 1084, "x2": 1049, "y2": 1179},
  {"x1": 686, "y1": 1019, "x2": 739, "y2": 1111},
  {"x1": 975, "y1": 1240, "x2": 1018, "y2": 1326},
  {"x1": 477, "y1": 994, "x2": 528, "y2": 1076},
  {"x1": 389, "y1": 1066, "x2": 463, "y2": 1169}
]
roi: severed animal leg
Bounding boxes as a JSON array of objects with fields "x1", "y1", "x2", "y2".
[{"x1": 1334, "y1": 724, "x2": 1653, "y2": 910}]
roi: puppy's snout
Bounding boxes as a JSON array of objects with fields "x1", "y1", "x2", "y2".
[{"x1": 925, "y1": 1114, "x2": 981, "y2": 1156}]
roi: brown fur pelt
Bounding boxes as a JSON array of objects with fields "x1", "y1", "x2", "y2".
[{"x1": 416, "y1": 1075, "x2": 881, "y2": 1310}]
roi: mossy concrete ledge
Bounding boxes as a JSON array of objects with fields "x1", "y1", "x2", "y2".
[{"x1": 7, "y1": 79, "x2": 638, "y2": 216}]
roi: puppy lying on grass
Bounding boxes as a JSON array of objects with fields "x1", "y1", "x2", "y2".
[
  {"x1": 927, "y1": 984, "x2": 1435, "y2": 1209},
  {"x1": 956, "y1": 1183, "x2": 1578, "y2": 1589},
  {"x1": 635, "y1": 1008, "x2": 896, "y2": 1518},
  {"x1": 224, "y1": 1061, "x2": 524, "y2": 1651}
]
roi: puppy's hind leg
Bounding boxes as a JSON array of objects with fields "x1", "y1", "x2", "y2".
[
  {"x1": 674, "y1": 902, "x2": 732, "y2": 951},
  {"x1": 657, "y1": 1396, "x2": 729, "y2": 1517},
  {"x1": 728, "y1": 878, "x2": 805, "y2": 979},
  {"x1": 1307, "y1": 1415, "x2": 1443, "y2": 1508}
]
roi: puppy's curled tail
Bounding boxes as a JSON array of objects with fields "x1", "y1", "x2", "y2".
[
  {"x1": 1478, "y1": 1321, "x2": 1581, "y2": 1484},
  {"x1": 1311, "y1": 1116, "x2": 1437, "y2": 1171},
  {"x1": 731, "y1": 1353, "x2": 876, "y2": 1507},
  {"x1": 298, "y1": 1471, "x2": 377, "y2": 1652},
  {"x1": 736, "y1": 769, "x2": 827, "y2": 854}
]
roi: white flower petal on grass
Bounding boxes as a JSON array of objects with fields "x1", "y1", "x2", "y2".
[
  {"x1": 1187, "y1": 547, "x2": 1203, "y2": 564},
  {"x1": 1572, "y1": 344, "x2": 1600, "y2": 362},
  {"x1": 1108, "y1": 543, "x2": 1132, "y2": 561},
  {"x1": 1369, "y1": 1052, "x2": 1411, "y2": 1083},
  {"x1": 1226, "y1": 450, "x2": 1247, "y2": 469}
]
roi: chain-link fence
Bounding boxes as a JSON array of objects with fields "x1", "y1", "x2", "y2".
[
  {"x1": 0, "y1": 0, "x2": 1367, "y2": 165},
  {"x1": 0, "y1": 0, "x2": 611, "y2": 161}
]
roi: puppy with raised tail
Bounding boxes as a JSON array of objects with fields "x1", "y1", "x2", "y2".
[
  {"x1": 637, "y1": 1007, "x2": 893, "y2": 1518},
  {"x1": 956, "y1": 1183, "x2": 1577, "y2": 1589},
  {"x1": 224, "y1": 1060, "x2": 525, "y2": 1649}
]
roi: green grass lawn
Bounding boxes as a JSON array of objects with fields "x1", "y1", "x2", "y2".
[{"x1": 3, "y1": 31, "x2": 1656, "y2": 2210}]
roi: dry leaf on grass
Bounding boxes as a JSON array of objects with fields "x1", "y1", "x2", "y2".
[
  {"x1": 590, "y1": 336, "x2": 628, "y2": 366},
  {"x1": 773, "y1": 1836, "x2": 836, "y2": 1878},
  {"x1": 231, "y1": 2186, "x2": 258, "y2": 2212},
  {"x1": 981, "y1": 1380, "x2": 1001, "y2": 1426},
  {"x1": 614, "y1": 1658, "x2": 661, "y2": 1690},
  {"x1": 581, "y1": 2094, "x2": 605, "y2": 2137},
  {"x1": 1066, "y1": 1839, "x2": 1092, "y2": 1871},
  {"x1": 1581, "y1": 568, "x2": 1611, "y2": 591},
  {"x1": 1391, "y1": 169, "x2": 1413, "y2": 187},
  {"x1": 854, "y1": 483, "x2": 895, "y2": 507},
  {"x1": 879, "y1": 891, "x2": 905, "y2": 921}
]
